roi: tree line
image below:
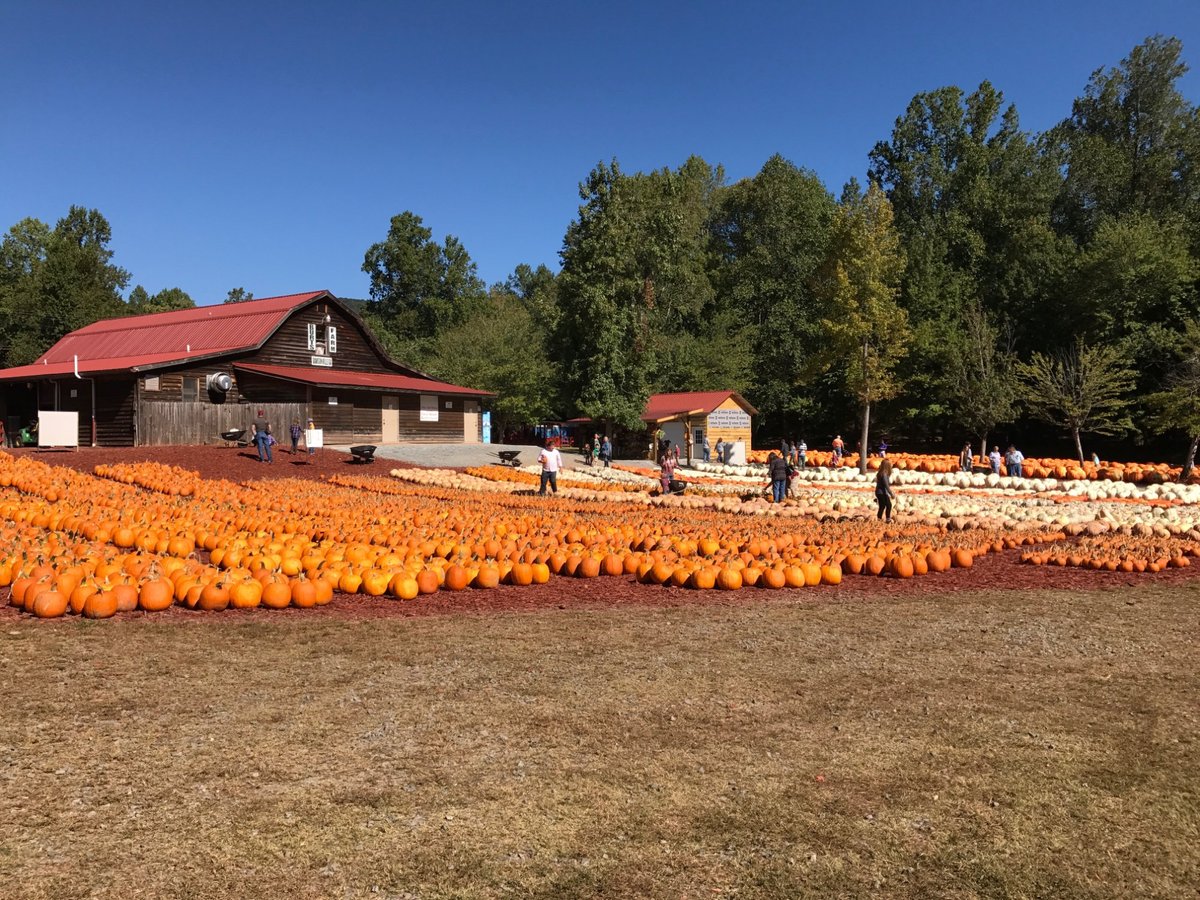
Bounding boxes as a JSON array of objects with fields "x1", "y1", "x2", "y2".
[{"x1": 2, "y1": 36, "x2": 1198, "y2": 475}]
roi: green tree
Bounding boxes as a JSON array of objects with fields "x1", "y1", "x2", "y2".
[
  {"x1": 1053, "y1": 35, "x2": 1200, "y2": 241},
  {"x1": 504, "y1": 263, "x2": 560, "y2": 331},
  {"x1": 869, "y1": 82, "x2": 1067, "y2": 429},
  {"x1": 816, "y1": 182, "x2": 909, "y2": 473},
  {"x1": 713, "y1": 155, "x2": 836, "y2": 434},
  {"x1": 423, "y1": 290, "x2": 557, "y2": 438},
  {"x1": 223, "y1": 287, "x2": 254, "y2": 304},
  {"x1": 554, "y1": 157, "x2": 723, "y2": 428},
  {"x1": 362, "y1": 211, "x2": 486, "y2": 358},
  {"x1": 1018, "y1": 339, "x2": 1136, "y2": 466},
  {"x1": 128, "y1": 285, "x2": 195, "y2": 313},
  {"x1": 945, "y1": 301, "x2": 1020, "y2": 453},
  {"x1": 0, "y1": 207, "x2": 128, "y2": 366},
  {"x1": 1146, "y1": 319, "x2": 1200, "y2": 479}
]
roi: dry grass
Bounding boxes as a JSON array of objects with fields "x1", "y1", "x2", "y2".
[{"x1": 2, "y1": 584, "x2": 1199, "y2": 899}]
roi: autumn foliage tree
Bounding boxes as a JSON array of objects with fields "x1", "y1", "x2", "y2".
[{"x1": 817, "y1": 182, "x2": 909, "y2": 473}]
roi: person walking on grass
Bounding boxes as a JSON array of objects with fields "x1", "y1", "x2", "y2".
[
  {"x1": 537, "y1": 439, "x2": 562, "y2": 495},
  {"x1": 875, "y1": 458, "x2": 897, "y2": 523}
]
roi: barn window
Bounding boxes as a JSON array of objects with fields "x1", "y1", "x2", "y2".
[
  {"x1": 143, "y1": 376, "x2": 160, "y2": 391},
  {"x1": 307, "y1": 323, "x2": 317, "y2": 351},
  {"x1": 182, "y1": 376, "x2": 200, "y2": 400},
  {"x1": 326, "y1": 326, "x2": 338, "y2": 353}
]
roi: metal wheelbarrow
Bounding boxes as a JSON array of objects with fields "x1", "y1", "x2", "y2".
[{"x1": 496, "y1": 450, "x2": 522, "y2": 468}]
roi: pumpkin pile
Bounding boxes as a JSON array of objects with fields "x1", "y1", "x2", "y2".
[{"x1": 1, "y1": 446, "x2": 1198, "y2": 621}]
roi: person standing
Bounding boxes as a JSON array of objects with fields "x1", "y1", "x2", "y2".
[
  {"x1": 714, "y1": 438, "x2": 724, "y2": 465},
  {"x1": 660, "y1": 447, "x2": 677, "y2": 495},
  {"x1": 289, "y1": 419, "x2": 302, "y2": 454},
  {"x1": 878, "y1": 439, "x2": 888, "y2": 458},
  {"x1": 797, "y1": 438, "x2": 807, "y2": 470},
  {"x1": 252, "y1": 411, "x2": 272, "y2": 463},
  {"x1": 537, "y1": 439, "x2": 562, "y2": 495},
  {"x1": 960, "y1": 442, "x2": 973, "y2": 473},
  {"x1": 832, "y1": 434, "x2": 844, "y2": 466},
  {"x1": 702, "y1": 435, "x2": 711, "y2": 463},
  {"x1": 989, "y1": 445, "x2": 1002, "y2": 474},
  {"x1": 875, "y1": 459, "x2": 897, "y2": 522},
  {"x1": 601, "y1": 435, "x2": 612, "y2": 467},
  {"x1": 672, "y1": 441, "x2": 680, "y2": 465},
  {"x1": 306, "y1": 417, "x2": 317, "y2": 455},
  {"x1": 1006, "y1": 445, "x2": 1024, "y2": 478},
  {"x1": 768, "y1": 451, "x2": 789, "y2": 503},
  {"x1": 780, "y1": 436, "x2": 789, "y2": 458}
]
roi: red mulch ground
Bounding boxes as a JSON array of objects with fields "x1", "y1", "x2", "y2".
[
  {"x1": 2, "y1": 444, "x2": 1196, "y2": 625},
  {"x1": 3, "y1": 444, "x2": 422, "y2": 481},
  {"x1": 2, "y1": 548, "x2": 1195, "y2": 627}
]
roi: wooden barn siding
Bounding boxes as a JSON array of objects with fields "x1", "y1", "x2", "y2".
[
  {"x1": 352, "y1": 392, "x2": 383, "y2": 441},
  {"x1": 233, "y1": 372, "x2": 307, "y2": 405},
  {"x1": 139, "y1": 364, "x2": 245, "y2": 405},
  {"x1": 138, "y1": 400, "x2": 309, "y2": 446},
  {"x1": 16, "y1": 301, "x2": 485, "y2": 447},
  {"x1": 395, "y1": 393, "x2": 465, "y2": 443},
  {"x1": 254, "y1": 301, "x2": 389, "y2": 372},
  {"x1": 96, "y1": 379, "x2": 135, "y2": 446}
]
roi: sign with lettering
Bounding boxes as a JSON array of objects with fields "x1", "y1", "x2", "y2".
[
  {"x1": 311, "y1": 355, "x2": 333, "y2": 367},
  {"x1": 420, "y1": 394, "x2": 439, "y2": 422},
  {"x1": 707, "y1": 408, "x2": 751, "y2": 430}
]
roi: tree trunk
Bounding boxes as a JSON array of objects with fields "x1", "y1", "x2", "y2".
[
  {"x1": 1073, "y1": 428, "x2": 1084, "y2": 468},
  {"x1": 979, "y1": 431, "x2": 989, "y2": 464},
  {"x1": 859, "y1": 402, "x2": 871, "y2": 475},
  {"x1": 1182, "y1": 434, "x2": 1199, "y2": 482}
]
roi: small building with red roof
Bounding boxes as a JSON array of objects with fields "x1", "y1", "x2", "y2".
[
  {"x1": 0, "y1": 291, "x2": 491, "y2": 446},
  {"x1": 641, "y1": 391, "x2": 757, "y2": 463}
]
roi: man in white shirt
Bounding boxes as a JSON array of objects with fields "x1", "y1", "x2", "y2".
[{"x1": 537, "y1": 440, "x2": 562, "y2": 495}]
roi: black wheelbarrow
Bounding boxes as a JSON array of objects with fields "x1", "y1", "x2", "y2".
[
  {"x1": 667, "y1": 478, "x2": 687, "y2": 496},
  {"x1": 496, "y1": 450, "x2": 522, "y2": 468},
  {"x1": 220, "y1": 428, "x2": 248, "y2": 447},
  {"x1": 349, "y1": 445, "x2": 377, "y2": 464}
]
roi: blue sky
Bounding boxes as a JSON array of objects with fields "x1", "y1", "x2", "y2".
[{"x1": 2, "y1": 1, "x2": 1198, "y2": 305}]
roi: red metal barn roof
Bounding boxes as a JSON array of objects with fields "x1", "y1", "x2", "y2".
[
  {"x1": 234, "y1": 363, "x2": 494, "y2": 396},
  {"x1": 641, "y1": 391, "x2": 758, "y2": 422},
  {"x1": 0, "y1": 291, "x2": 330, "y2": 379}
]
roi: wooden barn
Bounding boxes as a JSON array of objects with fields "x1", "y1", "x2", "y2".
[{"x1": 0, "y1": 291, "x2": 491, "y2": 447}]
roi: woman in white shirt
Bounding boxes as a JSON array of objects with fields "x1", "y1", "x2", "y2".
[{"x1": 537, "y1": 440, "x2": 562, "y2": 495}]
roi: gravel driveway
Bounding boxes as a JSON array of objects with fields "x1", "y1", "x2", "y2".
[{"x1": 328, "y1": 442, "x2": 660, "y2": 470}]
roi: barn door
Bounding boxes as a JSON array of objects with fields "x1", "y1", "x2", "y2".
[
  {"x1": 382, "y1": 395, "x2": 400, "y2": 443},
  {"x1": 463, "y1": 400, "x2": 480, "y2": 444}
]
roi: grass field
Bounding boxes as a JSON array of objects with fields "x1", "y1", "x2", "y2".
[{"x1": 2, "y1": 584, "x2": 1198, "y2": 899}]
